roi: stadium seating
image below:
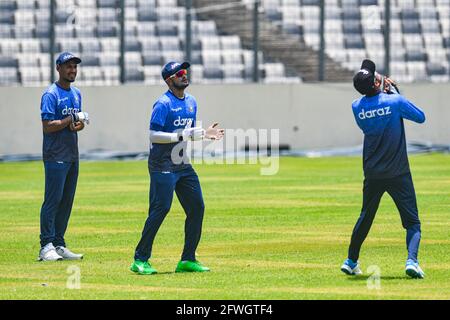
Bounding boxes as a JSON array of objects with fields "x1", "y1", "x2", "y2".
[
  {"x1": 0, "y1": 0, "x2": 298, "y2": 86},
  {"x1": 244, "y1": 0, "x2": 450, "y2": 83}
]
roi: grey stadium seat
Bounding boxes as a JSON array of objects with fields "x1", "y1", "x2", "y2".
[
  {"x1": 203, "y1": 66, "x2": 223, "y2": 80},
  {"x1": 302, "y1": 0, "x2": 320, "y2": 5},
  {"x1": 156, "y1": 25, "x2": 178, "y2": 37},
  {"x1": 360, "y1": 0, "x2": 378, "y2": 5},
  {"x1": 142, "y1": 52, "x2": 162, "y2": 65},
  {"x1": 344, "y1": 35, "x2": 365, "y2": 49},
  {"x1": 0, "y1": 68, "x2": 19, "y2": 85},
  {"x1": 125, "y1": 38, "x2": 142, "y2": 52},
  {"x1": 402, "y1": 20, "x2": 421, "y2": 34},
  {"x1": 140, "y1": 38, "x2": 161, "y2": 52},
  {"x1": 97, "y1": 24, "x2": 118, "y2": 37},
  {"x1": 401, "y1": 9, "x2": 420, "y2": 20},
  {"x1": 81, "y1": 39, "x2": 102, "y2": 53},
  {"x1": 0, "y1": 56, "x2": 18, "y2": 68},
  {"x1": 14, "y1": 26, "x2": 35, "y2": 39},
  {"x1": 76, "y1": 26, "x2": 96, "y2": 38},
  {"x1": 0, "y1": 1, "x2": 16, "y2": 11},
  {"x1": 97, "y1": 0, "x2": 118, "y2": 8},
  {"x1": 405, "y1": 50, "x2": 427, "y2": 62},
  {"x1": 80, "y1": 55, "x2": 101, "y2": 66},
  {"x1": 342, "y1": 9, "x2": 361, "y2": 21},
  {"x1": 55, "y1": 10, "x2": 71, "y2": 24},
  {"x1": 188, "y1": 51, "x2": 202, "y2": 65},
  {"x1": 426, "y1": 62, "x2": 447, "y2": 75},
  {"x1": 0, "y1": 12, "x2": 15, "y2": 24},
  {"x1": 125, "y1": 68, "x2": 145, "y2": 82},
  {"x1": 138, "y1": 9, "x2": 157, "y2": 22},
  {"x1": 343, "y1": 21, "x2": 362, "y2": 34},
  {"x1": 0, "y1": 25, "x2": 13, "y2": 38}
]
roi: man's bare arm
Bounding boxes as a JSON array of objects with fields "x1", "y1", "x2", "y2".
[{"x1": 42, "y1": 117, "x2": 72, "y2": 134}]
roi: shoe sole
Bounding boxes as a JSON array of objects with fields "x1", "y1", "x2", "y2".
[
  {"x1": 60, "y1": 256, "x2": 84, "y2": 260},
  {"x1": 341, "y1": 265, "x2": 355, "y2": 275},
  {"x1": 175, "y1": 269, "x2": 210, "y2": 273},
  {"x1": 130, "y1": 267, "x2": 157, "y2": 275},
  {"x1": 38, "y1": 257, "x2": 63, "y2": 262}
]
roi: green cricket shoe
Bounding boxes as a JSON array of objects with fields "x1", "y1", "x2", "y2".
[
  {"x1": 130, "y1": 260, "x2": 157, "y2": 275},
  {"x1": 175, "y1": 260, "x2": 210, "y2": 273}
]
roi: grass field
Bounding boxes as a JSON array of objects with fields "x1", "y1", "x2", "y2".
[{"x1": 0, "y1": 154, "x2": 449, "y2": 300}]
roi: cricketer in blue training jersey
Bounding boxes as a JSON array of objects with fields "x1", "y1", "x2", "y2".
[
  {"x1": 131, "y1": 61, "x2": 225, "y2": 275},
  {"x1": 341, "y1": 59, "x2": 426, "y2": 279},
  {"x1": 38, "y1": 52, "x2": 90, "y2": 262}
]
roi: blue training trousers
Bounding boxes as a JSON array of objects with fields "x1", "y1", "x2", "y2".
[
  {"x1": 40, "y1": 161, "x2": 79, "y2": 248},
  {"x1": 348, "y1": 172, "x2": 421, "y2": 262},
  {"x1": 134, "y1": 166, "x2": 205, "y2": 262}
]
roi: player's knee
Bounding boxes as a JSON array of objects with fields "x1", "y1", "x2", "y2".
[
  {"x1": 150, "y1": 202, "x2": 172, "y2": 216},
  {"x1": 191, "y1": 197, "x2": 205, "y2": 213},
  {"x1": 192, "y1": 201, "x2": 205, "y2": 218},
  {"x1": 404, "y1": 220, "x2": 421, "y2": 231},
  {"x1": 161, "y1": 205, "x2": 172, "y2": 215},
  {"x1": 199, "y1": 201, "x2": 205, "y2": 213}
]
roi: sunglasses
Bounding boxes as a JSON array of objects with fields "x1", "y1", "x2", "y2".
[{"x1": 170, "y1": 69, "x2": 188, "y2": 79}]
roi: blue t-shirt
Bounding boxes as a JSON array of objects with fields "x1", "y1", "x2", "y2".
[
  {"x1": 148, "y1": 90, "x2": 197, "y2": 172},
  {"x1": 40, "y1": 83, "x2": 82, "y2": 162},
  {"x1": 352, "y1": 92, "x2": 425, "y2": 179}
]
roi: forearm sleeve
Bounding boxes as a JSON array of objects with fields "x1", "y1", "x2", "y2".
[{"x1": 149, "y1": 130, "x2": 179, "y2": 143}]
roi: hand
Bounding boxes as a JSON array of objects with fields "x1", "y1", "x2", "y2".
[
  {"x1": 182, "y1": 127, "x2": 205, "y2": 141},
  {"x1": 69, "y1": 121, "x2": 84, "y2": 132},
  {"x1": 205, "y1": 122, "x2": 225, "y2": 140},
  {"x1": 383, "y1": 76, "x2": 399, "y2": 93},
  {"x1": 71, "y1": 111, "x2": 89, "y2": 124}
]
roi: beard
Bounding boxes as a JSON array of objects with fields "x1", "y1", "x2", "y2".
[{"x1": 173, "y1": 81, "x2": 189, "y2": 90}]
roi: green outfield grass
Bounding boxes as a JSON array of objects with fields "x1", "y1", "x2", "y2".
[{"x1": 0, "y1": 154, "x2": 449, "y2": 300}]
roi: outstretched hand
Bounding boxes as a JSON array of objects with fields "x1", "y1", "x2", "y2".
[{"x1": 205, "y1": 122, "x2": 225, "y2": 140}]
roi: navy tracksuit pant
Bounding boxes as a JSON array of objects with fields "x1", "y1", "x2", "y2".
[
  {"x1": 348, "y1": 172, "x2": 421, "y2": 262},
  {"x1": 40, "y1": 161, "x2": 79, "y2": 248},
  {"x1": 134, "y1": 166, "x2": 205, "y2": 262}
]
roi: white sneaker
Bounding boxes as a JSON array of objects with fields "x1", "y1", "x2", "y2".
[
  {"x1": 341, "y1": 258, "x2": 363, "y2": 275},
  {"x1": 55, "y1": 246, "x2": 83, "y2": 260},
  {"x1": 405, "y1": 259, "x2": 425, "y2": 279},
  {"x1": 38, "y1": 243, "x2": 63, "y2": 261}
]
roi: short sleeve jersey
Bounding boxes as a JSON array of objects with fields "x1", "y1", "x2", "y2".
[{"x1": 40, "y1": 82, "x2": 82, "y2": 162}]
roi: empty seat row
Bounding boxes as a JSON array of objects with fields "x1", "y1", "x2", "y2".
[
  {"x1": 260, "y1": 0, "x2": 450, "y2": 82},
  {"x1": 0, "y1": 0, "x2": 296, "y2": 86},
  {"x1": 0, "y1": 0, "x2": 178, "y2": 10}
]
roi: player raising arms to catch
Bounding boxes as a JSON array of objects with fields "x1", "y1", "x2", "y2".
[
  {"x1": 341, "y1": 59, "x2": 426, "y2": 279},
  {"x1": 130, "y1": 61, "x2": 224, "y2": 275}
]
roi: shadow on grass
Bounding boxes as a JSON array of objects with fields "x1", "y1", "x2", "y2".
[
  {"x1": 130, "y1": 271, "x2": 179, "y2": 276},
  {"x1": 346, "y1": 275, "x2": 408, "y2": 281},
  {"x1": 130, "y1": 271, "x2": 211, "y2": 276},
  {"x1": 154, "y1": 271, "x2": 177, "y2": 275}
]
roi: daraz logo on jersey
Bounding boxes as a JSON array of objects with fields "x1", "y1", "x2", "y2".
[
  {"x1": 173, "y1": 116, "x2": 193, "y2": 127},
  {"x1": 61, "y1": 106, "x2": 80, "y2": 115},
  {"x1": 359, "y1": 106, "x2": 391, "y2": 120}
]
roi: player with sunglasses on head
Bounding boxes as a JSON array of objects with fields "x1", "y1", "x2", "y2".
[
  {"x1": 341, "y1": 59, "x2": 426, "y2": 279},
  {"x1": 130, "y1": 61, "x2": 225, "y2": 275}
]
